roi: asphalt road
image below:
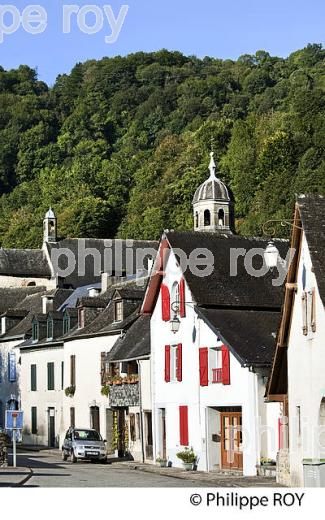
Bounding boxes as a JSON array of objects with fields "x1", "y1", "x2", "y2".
[{"x1": 15, "y1": 450, "x2": 207, "y2": 487}]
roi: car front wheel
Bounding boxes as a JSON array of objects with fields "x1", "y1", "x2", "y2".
[
  {"x1": 71, "y1": 450, "x2": 77, "y2": 463},
  {"x1": 62, "y1": 450, "x2": 68, "y2": 461}
]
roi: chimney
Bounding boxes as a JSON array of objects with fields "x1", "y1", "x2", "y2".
[
  {"x1": 88, "y1": 287, "x2": 101, "y2": 298},
  {"x1": 42, "y1": 295, "x2": 54, "y2": 314},
  {"x1": 101, "y1": 273, "x2": 124, "y2": 293}
]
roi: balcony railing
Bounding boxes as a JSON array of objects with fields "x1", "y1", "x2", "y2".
[{"x1": 212, "y1": 368, "x2": 223, "y2": 384}]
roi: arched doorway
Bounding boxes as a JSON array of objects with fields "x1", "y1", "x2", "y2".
[{"x1": 218, "y1": 209, "x2": 225, "y2": 227}]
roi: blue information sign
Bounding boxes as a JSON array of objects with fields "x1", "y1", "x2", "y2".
[{"x1": 5, "y1": 410, "x2": 23, "y2": 430}]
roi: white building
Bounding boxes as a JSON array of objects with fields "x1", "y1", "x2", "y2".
[
  {"x1": 141, "y1": 155, "x2": 287, "y2": 475},
  {"x1": 267, "y1": 194, "x2": 325, "y2": 487}
]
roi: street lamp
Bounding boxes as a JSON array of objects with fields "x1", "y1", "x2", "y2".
[
  {"x1": 264, "y1": 240, "x2": 280, "y2": 270},
  {"x1": 170, "y1": 301, "x2": 181, "y2": 334}
]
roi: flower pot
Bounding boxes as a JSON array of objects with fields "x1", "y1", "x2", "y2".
[
  {"x1": 182, "y1": 462, "x2": 193, "y2": 471},
  {"x1": 157, "y1": 460, "x2": 167, "y2": 468}
]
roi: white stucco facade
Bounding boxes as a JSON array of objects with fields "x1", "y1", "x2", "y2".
[
  {"x1": 19, "y1": 345, "x2": 64, "y2": 447},
  {"x1": 0, "y1": 338, "x2": 22, "y2": 429},
  {"x1": 62, "y1": 334, "x2": 119, "y2": 446},
  {"x1": 150, "y1": 249, "x2": 279, "y2": 475},
  {"x1": 286, "y1": 233, "x2": 325, "y2": 486}
]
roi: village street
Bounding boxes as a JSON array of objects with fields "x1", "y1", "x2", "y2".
[{"x1": 0, "y1": 449, "x2": 280, "y2": 488}]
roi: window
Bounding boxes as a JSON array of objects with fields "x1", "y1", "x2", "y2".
[
  {"x1": 204, "y1": 209, "x2": 211, "y2": 226},
  {"x1": 195, "y1": 212, "x2": 199, "y2": 228},
  {"x1": 70, "y1": 355, "x2": 76, "y2": 387},
  {"x1": 0, "y1": 353, "x2": 2, "y2": 384},
  {"x1": 31, "y1": 407, "x2": 37, "y2": 434},
  {"x1": 47, "y1": 362, "x2": 55, "y2": 391},
  {"x1": 47, "y1": 318, "x2": 53, "y2": 340},
  {"x1": 8, "y1": 352, "x2": 16, "y2": 382},
  {"x1": 63, "y1": 315, "x2": 70, "y2": 335},
  {"x1": 61, "y1": 361, "x2": 64, "y2": 390},
  {"x1": 31, "y1": 364, "x2": 37, "y2": 391},
  {"x1": 32, "y1": 322, "x2": 39, "y2": 342},
  {"x1": 78, "y1": 308, "x2": 85, "y2": 329},
  {"x1": 210, "y1": 348, "x2": 222, "y2": 383},
  {"x1": 114, "y1": 301, "x2": 123, "y2": 322},
  {"x1": 70, "y1": 407, "x2": 75, "y2": 428},
  {"x1": 171, "y1": 282, "x2": 180, "y2": 316},
  {"x1": 165, "y1": 344, "x2": 182, "y2": 383},
  {"x1": 218, "y1": 208, "x2": 225, "y2": 227},
  {"x1": 1, "y1": 316, "x2": 6, "y2": 335},
  {"x1": 136, "y1": 413, "x2": 141, "y2": 440}
]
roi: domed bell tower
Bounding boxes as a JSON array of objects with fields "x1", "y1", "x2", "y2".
[
  {"x1": 193, "y1": 152, "x2": 234, "y2": 234},
  {"x1": 43, "y1": 208, "x2": 57, "y2": 243}
]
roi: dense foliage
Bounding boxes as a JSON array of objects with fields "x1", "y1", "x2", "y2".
[{"x1": 0, "y1": 45, "x2": 325, "y2": 247}]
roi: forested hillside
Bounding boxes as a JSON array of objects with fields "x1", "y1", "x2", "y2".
[{"x1": 1, "y1": 45, "x2": 325, "y2": 247}]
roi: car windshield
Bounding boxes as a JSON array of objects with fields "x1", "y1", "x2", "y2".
[{"x1": 73, "y1": 430, "x2": 101, "y2": 441}]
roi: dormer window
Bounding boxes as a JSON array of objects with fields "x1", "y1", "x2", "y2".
[
  {"x1": 47, "y1": 318, "x2": 53, "y2": 340},
  {"x1": 32, "y1": 322, "x2": 39, "y2": 342},
  {"x1": 1, "y1": 317, "x2": 6, "y2": 335},
  {"x1": 114, "y1": 301, "x2": 123, "y2": 322},
  {"x1": 63, "y1": 315, "x2": 70, "y2": 335}
]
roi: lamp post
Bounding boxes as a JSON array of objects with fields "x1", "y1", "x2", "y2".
[{"x1": 262, "y1": 218, "x2": 303, "y2": 269}]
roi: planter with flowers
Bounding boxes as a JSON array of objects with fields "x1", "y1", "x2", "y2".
[
  {"x1": 156, "y1": 455, "x2": 167, "y2": 468},
  {"x1": 176, "y1": 447, "x2": 197, "y2": 471}
]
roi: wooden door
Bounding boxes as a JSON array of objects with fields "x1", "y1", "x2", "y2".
[
  {"x1": 90, "y1": 406, "x2": 100, "y2": 433},
  {"x1": 220, "y1": 412, "x2": 243, "y2": 470}
]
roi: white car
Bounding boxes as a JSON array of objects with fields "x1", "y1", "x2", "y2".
[{"x1": 62, "y1": 427, "x2": 107, "y2": 463}]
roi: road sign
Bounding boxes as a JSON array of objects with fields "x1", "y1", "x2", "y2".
[{"x1": 5, "y1": 410, "x2": 23, "y2": 430}]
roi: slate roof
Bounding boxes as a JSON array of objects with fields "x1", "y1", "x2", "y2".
[
  {"x1": 1, "y1": 288, "x2": 73, "y2": 339},
  {"x1": 46, "y1": 238, "x2": 157, "y2": 288},
  {"x1": 0, "y1": 249, "x2": 51, "y2": 277},
  {"x1": 297, "y1": 194, "x2": 325, "y2": 306},
  {"x1": 197, "y1": 308, "x2": 281, "y2": 367},
  {"x1": 165, "y1": 231, "x2": 289, "y2": 309},
  {"x1": 0, "y1": 286, "x2": 45, "y2": 314},
  {"x1": 107, "y1": 314, "x2": 150, "y2": 362}
]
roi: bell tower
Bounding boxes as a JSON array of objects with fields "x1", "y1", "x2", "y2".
[
  {"x1": 192, "y1": 152, "x2": 233, "y2": 234},
  {"x1": 43, "y1": 208, "x2": 57, "y2": 243}
]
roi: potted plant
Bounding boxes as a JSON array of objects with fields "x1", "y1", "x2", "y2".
[
  {"x1": 156, "y1": 455, "x2": 167, "y2": 468},
  {"x1": 176, "y1": 447, "x2": 197, "y2": 471},
  {"x1": 260, "y1": 457, "x2": 276, "y2": 466},
  {"x1": 65, "y1": 385, "x2": 76, "y2": 397},
  {"x1": 101, "y1": 385, "x2": 110, "y2": 397}
]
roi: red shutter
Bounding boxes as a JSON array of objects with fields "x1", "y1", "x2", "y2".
[
  {"x1": 165, "y1": 345, "x2": 171, "y2": 382},
  {"x1": 161, "y1": 283, "x2": 170, "y2": 322},
  {"x1": 179, "y1": 277, "x2": 186, "y2": 318},
  {"x1": 179, "y1": 406, "x2": 189, "y2": 446},
  {"x1": 221, "y1": 345, "x2": 230, "y2": 385},
  {"x1": 176, "y1": 344, "x2": 182, "y2": 382},
  {"x1": 199, "y1": 348, "x2": 209, "y2": 387}
]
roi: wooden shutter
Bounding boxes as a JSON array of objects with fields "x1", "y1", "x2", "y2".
[
  {"x1": 161, "y1": 283, "x2": 171, "y2": 321},
  {"x1": 311, "y1": 288, "x2": 316, "y2": 333},
  {"x1": 179, "y1": 406, "x2": 189, "y2": 446},
  {"x1": 70, "y1": 355, "x2": 76, "y2": 386},
  {"x1": 199, "y1": 348, "x2": 209, "y2": 386},
  {"x1": 179, "y1": 277, "x2": 186, "y2": 318},
  {"x1": 31, "y1": 364, "x2": 37, "y2": 391},
  {"x1": 47, "y1": 362, "x2": 54, "y2": 390},
  {"x1": 176, "y1": 344, "x2": 183, "y2": 382},
  {"x1": 31, "y1": 407, "x2": 37, "y2": 434},
  {"x1": 221, "y1": 345, "x2": 230, "y2": 385},
  {"x1": 302, "y1": 292, "x2": 308, "y2": 335},
  {"x1": 70, "y1": 407, "x2": 75, "y2": 428},
  {"x1": 164, "y1": 346, "x2": 171, "y2": 382},
  {"x1": 100, "y1": 352, "x2": 106, "y2": 385}
]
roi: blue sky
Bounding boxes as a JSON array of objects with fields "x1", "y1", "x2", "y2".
[{"x1": 1, "y1": 0, "x2": 325, "y2": 85}]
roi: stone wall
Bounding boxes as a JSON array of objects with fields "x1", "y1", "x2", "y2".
[
  {"x1": 276, "y1": 449, "x2": 291, "y2": 486},
  {"x1": 109, "y1": 383, "x2": 140, "y2": 407}
]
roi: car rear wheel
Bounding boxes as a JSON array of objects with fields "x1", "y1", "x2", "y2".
[{"x1": 71, "y1": 450, "x2": 77, "y2": 463}]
